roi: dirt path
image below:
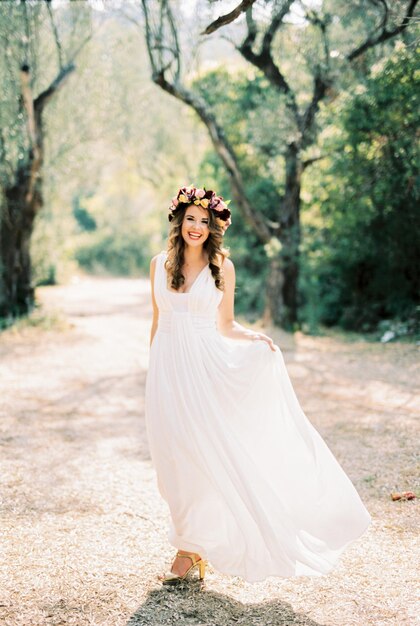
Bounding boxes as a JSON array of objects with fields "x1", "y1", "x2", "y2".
[{"x1": 0, "y1": 277, "x2": 418, "y2": 626}]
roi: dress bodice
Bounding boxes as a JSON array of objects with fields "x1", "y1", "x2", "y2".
[
  {"x1": 153, "y1": 251, "x2": 224, "y2": 337},
  {"x1": 167, "y1": 290, "x2": 189, "y2": 313},
  {"x1": 154, "y1": 250, "x2": 224, "y2": 316}
]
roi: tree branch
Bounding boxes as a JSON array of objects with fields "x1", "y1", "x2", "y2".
[
  {"x1": 165, "y1": 0, "x2": 181, "y2": 83},
  {"x1": 46, "y1": 1, "x2": 64, "y2": 70},
  {"x1": 34, "y1": 62, "x2": 75, "y2": 112},
  {"x1": 19, "y1": 64, "x2": 43, "y2": 208},
  {"x1": 20, "y1": 65, "x2": 39, "y2": 151},
  {"x1": 261, "y1": 0, "x2": 294, "y2": 55},
  {"x1": 298, "y1": 6, "x2": 332, "y2": 142},
  {"x1": 300, "y1": 4, "x2": 331, "y2": 69},
  {"x1": 302, "y1": 153, "x2": 329, "y2": 170},
  {"x1": 67, "y1": 28, "x2": 95, "y2": 65},
  {"x1": 141, "y1": 0, "x2": 157, "y2": 75},
  {"x1": 347, "y1": 0, "x2": 418, "y2": 61},
  {"x1": 155, "y1": 71, "x2": 272, "y2": 242},
  {"x1": 33, "y1": 19, "x2": 96, "y2": 114},
  {"x1": 141, "y1": 0, "x2": 272, "y2": 243},
  {"x1": 201, "y1": 0, "x2": 257, "y2": 35},
  {"x1": 239, "y1": 3, "x2": 300, "y2": 126},
  {"x1": 300, "y1": 73, "x2": 329, "y2": 144}
]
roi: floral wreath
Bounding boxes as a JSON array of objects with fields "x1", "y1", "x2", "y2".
[{"x1": 168, "y1": 185, "x2": 231, "y2": 223}]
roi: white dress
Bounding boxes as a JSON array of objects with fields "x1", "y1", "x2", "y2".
[{"x1": 145, "y1": 250, "x2": 371, "y2": 582}]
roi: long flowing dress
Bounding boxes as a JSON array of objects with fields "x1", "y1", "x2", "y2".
[{"x1": 145, "y1": 250, "x2": 371, "y2": 582}]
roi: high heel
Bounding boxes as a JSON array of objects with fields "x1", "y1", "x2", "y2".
[{"x1": 160, "y1": 551, "x2": 207, "y2": 585}]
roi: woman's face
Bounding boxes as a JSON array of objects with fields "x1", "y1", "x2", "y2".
[{"x1": 181, "y1": 204, "x2": 210, "y2": 247}]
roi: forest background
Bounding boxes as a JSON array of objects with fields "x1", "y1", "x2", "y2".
[{"x1": 0, "y1": 0, "x2": 418, "y2": 338}]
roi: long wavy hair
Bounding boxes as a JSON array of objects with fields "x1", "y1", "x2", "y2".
[{"x1": 165, "y1": 204, "x2": 230, "y2": 292}]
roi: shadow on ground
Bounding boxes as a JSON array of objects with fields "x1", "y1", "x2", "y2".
[{"x1": 127, "y1": 586, "x2": 325, "y2": 626}]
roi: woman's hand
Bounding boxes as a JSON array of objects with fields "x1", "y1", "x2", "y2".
[
  {"x1": 251, "y1": 332, "x2": 278, "y2": 352},
  {"x1": 217, "y1": 259, "x2": 279, "y2": 353}
]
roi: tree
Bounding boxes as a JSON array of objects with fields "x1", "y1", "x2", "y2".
[
  {"x1": 301, "y1": 43, "x2": 420, "y2": 331},
  {"x1": 233, "y1": 0, "x2": 418, "y2": 326},
  {"x1": 139, "y1": 0, "x2": 418, "y2": 328},
  {"x1": 0, "y1": 1, "x2": 93, "y2": 317}
]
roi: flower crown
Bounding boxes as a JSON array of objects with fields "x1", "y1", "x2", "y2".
[{"x1": 168, "y1": 185, "x2": 231, "y2": 223}]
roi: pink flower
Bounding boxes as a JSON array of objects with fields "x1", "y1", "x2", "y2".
[
  {"x1": 169, "y1": 185, "x2": 231, "y2": 224},
  {"x1": 213, "y1": 199, "x2": 225, "y2": 212}
]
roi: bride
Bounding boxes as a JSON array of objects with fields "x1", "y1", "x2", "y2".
[{"x1": 145, "y1": 185, "x2": 371, "y2": 585}]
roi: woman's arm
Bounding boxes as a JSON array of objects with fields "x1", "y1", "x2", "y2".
[
  {"x1": 217, "y1": 258, "x2": 277, "y2": 352},
  {"x1": 149, "y1": 256, "x2": 159, "y2": 347}
]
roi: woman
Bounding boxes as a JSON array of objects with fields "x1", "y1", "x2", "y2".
[{"x1": 145, "y1": 185, "x2": 371, "y2": 585}]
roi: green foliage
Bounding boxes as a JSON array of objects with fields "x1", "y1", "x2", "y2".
[
  {"x1": 0, "y1": 306, "x2": 69, "y2": 333},
  {"x1": 300, "y1": 43, "x2": 420, "y2": 335},
  {"x1": 73, "y1": 196, "x2": 97, "y2": 232},
  {"x1": 74, "y1": 230, "x2": 151, "y2": 276},
  {"x1": 194, "y1": 68, "x2": 289, "y2": 190}
]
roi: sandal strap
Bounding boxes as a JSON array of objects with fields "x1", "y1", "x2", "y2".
[{"x1": 176, "y1": 551, "x2": 200, "y2": 564}]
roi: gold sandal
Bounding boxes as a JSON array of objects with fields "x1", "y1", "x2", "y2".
[{"x1": 159, "y1": 551, "x2": 207, "y2": 585}]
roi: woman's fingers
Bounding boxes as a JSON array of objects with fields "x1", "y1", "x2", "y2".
[
  {"x1": 266, "y1": 338, "x2": 277, "y2": 351},
  {"x1": 253, "y1": 333, "x2": 277, "y2": 352}
]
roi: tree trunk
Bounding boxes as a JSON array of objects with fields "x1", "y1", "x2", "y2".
[
  {"x1": 0, "y1": 163, "x2": 41, "y2": 318},
  {"x1": 0, "y1": 62, "x2": 75, "y2": 320},
  {"x1": 263, "y1": 253, "x2": 284, "y2": 326},
  {"x1": 264, "y1": 142, "x2": 301, "y2": 328},
  {"x1": 282, "y1": 142, "x2": 302, "y2": 326}
]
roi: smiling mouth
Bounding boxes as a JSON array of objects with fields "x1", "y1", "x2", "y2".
[{"x1": 188, "y1": 233, "x2": 202, "y2": 239}]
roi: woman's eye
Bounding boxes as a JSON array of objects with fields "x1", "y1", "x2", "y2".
[{"x1": 186, "y1": 217, "x2": 208, "y2": 224}]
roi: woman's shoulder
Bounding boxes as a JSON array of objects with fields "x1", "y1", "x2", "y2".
[
  {"x1": 150, "y1": 250, "x2": 167, "y2": 265},
  {"x1": 150, "y1": 251, "x2": 164, "y2": 274},
  {"x1": 219, "y1": 254, "x2": 234, "y2": 272}
]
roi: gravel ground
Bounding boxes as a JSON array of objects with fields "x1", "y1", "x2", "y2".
[{"x1": 0, "y1": 276, "x2": 418, "y2": 626}]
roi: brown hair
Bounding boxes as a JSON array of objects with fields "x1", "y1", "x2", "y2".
[{"x1": 165, "y1": 204, "x2": 230, "y2": 292}]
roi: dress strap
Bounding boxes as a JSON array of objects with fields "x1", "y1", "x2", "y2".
[{"x1": 158, "y1": 250, "x2": 167, "y2": 291}]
